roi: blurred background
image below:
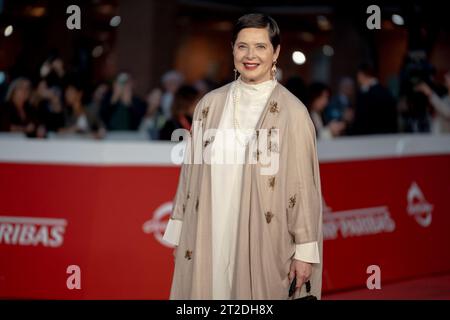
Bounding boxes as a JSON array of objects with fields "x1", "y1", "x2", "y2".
[
  {"x1": 0, "y1": 0, "x2": 449, "y2": 140},
  {"x1": 0, "y1": 0, "x2": 450, "y2": 300}
]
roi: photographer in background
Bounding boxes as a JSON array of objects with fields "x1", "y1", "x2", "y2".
[
  {"x1": 415, "y1": 70, "x2": 450, "y2": 134},
  {"x1": 100, "y1": 72, "x2": 146, "y2": 131},
  {"x1": 40, "y1": 52, "x2": 66, "y2": 90},
  {"x1": 398, "y1": 51, "x2": 436, "y2": 133}
]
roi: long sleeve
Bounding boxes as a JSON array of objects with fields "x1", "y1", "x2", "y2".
[
  {"x1": 163, "y1": 219, "x2": 183, "y2": 246},
  {"x1": 170, "y1": 156, "x2": 191, "y2": 221},
  {"x1": 163, "y1": 98, "x2": 205, "y2": 250},
  {"x1": 169, "y1": 98, "x2": 203, "y2": 221},
  {"x1": 294, "y1": 241, "x2": 320, "y2": 263},
  {"x1": 162, "y1": 224, "x2": 321, "y2": 262},
  {"x1": 287, "y1": 106, "x2": 322, "y2": 245},
  {"x1": 162, "y1": 226, "x2": 321, "y2": 261}
]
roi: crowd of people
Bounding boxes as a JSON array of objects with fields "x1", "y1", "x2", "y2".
[
  {"x1": 288, "y1": 62, "x2": 450, "y2": 139},
  {"x1": 1, "y1": 54, "x2": 449, "y2": 141}
]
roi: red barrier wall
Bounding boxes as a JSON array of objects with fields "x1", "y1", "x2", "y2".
[{"x1": 0, "y1": 136, "x2": 449, "y2": 298}]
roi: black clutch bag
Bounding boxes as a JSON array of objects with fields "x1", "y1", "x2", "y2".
[{"x1": 288, "y1": 279, "x2": 318, "y2": 300}]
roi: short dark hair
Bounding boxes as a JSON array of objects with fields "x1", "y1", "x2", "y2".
[
  {"x1": 307, "y1": 82, "x2": 331, "y2": 107},
  {"x1": 171, "y1": 85, "x2": 199, "y2": 118},
  {"x1": 357, "y1": 62, "x2": 377, "y2": 78},
  {"x1": 232, "y1": 13, "x2": 280, "y2": 50}
]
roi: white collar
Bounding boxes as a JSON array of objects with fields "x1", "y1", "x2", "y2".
[{"x1": 236, "y1": 76, "x2": 277, "y2": 92}]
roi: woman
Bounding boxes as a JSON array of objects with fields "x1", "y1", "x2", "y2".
[
  {"x1": 163, "y1": 13, "x2": 323, "y2": 300},
  {"x1": 158, "y1": 85, "x2": 199, "y2": 140},
  {"x1": 99, "y1": 72, "x2": 146, "y2": 131},
  {"x1": 0, "y1": 77, "x2": 46, "y2": 138},
  {"x1": 308, "y1": 82, "x2": 346, "y2": 140},
  {"x1": 415, "y1": 70, "x2": 450, "y2": 133},
  {"x1": 59, "y1": 82, "x2": 105, "y2": 138}
]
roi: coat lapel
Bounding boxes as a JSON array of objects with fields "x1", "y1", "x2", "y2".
[
  {"x1": 208, "y1": 83, "x2": 231, "y2": 130},
  {"x1": 255, "y1": 82, "x2": 282, "y2": 130}
]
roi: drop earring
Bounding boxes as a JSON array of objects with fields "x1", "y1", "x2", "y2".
[
  {"x1": 271, "y1": 61, "x2": 277, "y2": 80},
  {"x1": 234, "y1": 68, "x2": 238, "y2": 81}
]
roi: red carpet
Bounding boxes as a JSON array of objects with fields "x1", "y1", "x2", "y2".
[{"x1": 323, "y1": 272, "x2": 450, "y2": 300}]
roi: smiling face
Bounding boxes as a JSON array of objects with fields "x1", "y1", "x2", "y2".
[{"x1": 233, "y1": 27, "x2": 280, "y2": 84}]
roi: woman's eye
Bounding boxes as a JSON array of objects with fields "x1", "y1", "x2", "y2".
[{"x1": 238, "y1": 45, "x2": 246, "y2": 49}]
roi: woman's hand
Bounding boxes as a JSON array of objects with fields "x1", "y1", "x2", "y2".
[{"x1": 288, "y1": 259, "x2": 312, "y2": 293}]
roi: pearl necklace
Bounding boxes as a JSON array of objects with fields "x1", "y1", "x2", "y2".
[
  {"x1": 232, "y1": 80, "x2": 251, "y2": 146},
  {"x1": 232, "y1": 78, "x2": 277, "y2": 146}
]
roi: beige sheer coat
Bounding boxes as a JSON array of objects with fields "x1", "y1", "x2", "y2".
[{"x1": 169, "y1": 82, "x2": 323, "y2": 300}]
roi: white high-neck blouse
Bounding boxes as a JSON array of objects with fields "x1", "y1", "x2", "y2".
[{"x1": 210, "y1": 77, "x2": 277, "y2": 299}]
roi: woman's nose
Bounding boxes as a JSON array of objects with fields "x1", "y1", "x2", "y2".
[{"x1": 245, "y1": 48, "x2": 256, "y2": 59}]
